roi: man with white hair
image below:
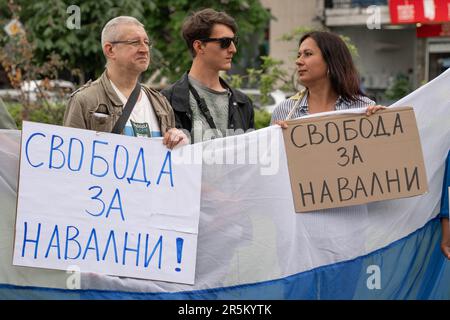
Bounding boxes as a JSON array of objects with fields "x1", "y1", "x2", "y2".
[{"x1": 64, "y1": 16, "x2": 187, "y2": 148}]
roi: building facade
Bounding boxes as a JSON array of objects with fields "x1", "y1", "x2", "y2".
[{"x1": 260, "y1": 0, "x2": 450, "y2": 103}]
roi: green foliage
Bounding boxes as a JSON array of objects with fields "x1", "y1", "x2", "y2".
[
  {"x1": 339, "y1": 34, "x2": 359, "y2": 58},
  {"x1": 279, "y1": 27, "x2": 359, "y2": 58},
  {"x1": 0, "y1": 0, "x2": 270, "y2": 131},
  {"x1": 4, "y1": 0, "x2": 155, "y2": 81},
  {"x1": 0, "y1": 2, "x2": 68, "y2": 125},
  {"x1": 6, "y1": 101, "x2": 65, "y2": 129},
  {"x1": 0, "y1": 0, "x2": 270, "y2": 83},
  {"x1": 258, "y1": 56, "x2": 291, "y2": 102},
  {"x1": 254, "y1": 108, "x2": 271, "y2": 129},
  {"x1": 224, "y1": 27, "x2": 360, "y2": 110},
  {"x1": 147, "y1": 0, "x2": 271, "y2": 82},
  {"x1": 278, "y1": 26, "x2": 316, "y2": 42},
  {"x1": 227, "y1": 74, "x2": 244, "y2": 90},
  {"x1": 384, "y1": 74, "x2": 412, "y2": 101},
  {"x1": 224, "y1": 55, "x2": 292, "y2": 106}
]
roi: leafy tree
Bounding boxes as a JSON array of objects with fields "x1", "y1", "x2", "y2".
[
  {"x1": 384, "y1": 74, "x2": 412, "y2": 101},
  {"x1": 224, "y1": 55, "x2": 293, "y2": 105},
  {"x1": 254, "y1": 109, "x2": 271, "y2": 129},
  {"x1": 146, "y1": 0, "x2": 271, "y2": 82},
  {"x1": 225, "y1": 27, "x2": 361, "y2": 108},
  {"x1": 6, "y1": 101, "x2": 65, "y2": 129},
  {"x1": 1, "y1": 0, "x2": 271, "y2": 84},
  {"x1": 0, "y1": 1, "x2": 66, "y2": 122}
]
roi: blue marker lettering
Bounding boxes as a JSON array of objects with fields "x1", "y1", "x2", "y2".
[
  {"x1": 113, "y1": 144, "x2": 129, "y2": 180},
  {"x1": 49, "y1": 134, "x2": 66, "y2": 169},
  {"x1": 25, "y1": 132, "x2": 45, "y2": 168},
  {"x1": 127, "y1": 147, "x2": 150, "y2": 186},
  {"x1": 90, "y1": 140, "x2": 109, "y2": 177},
  {"x1": 65, "y1": 226, "x2": 81, "y2": 260},
  {"x1": 105, "y1": 188, "x2": 125, "y2": 221},
  {"x1": 21, "y1": 222, "x2": 41, "y2": 259},
  {"x1": 82, "y1": 228, "x2": 100, "y2": 261},
  {"x1": 123, "y1": 232, "x2": 141, "y2": 266},
  {"x1": 157, "y1": 151, "x2": 174, "y2": 187},
  {"x1": 68, "y1": 137, "x2": 84, "y2": 172},
  {"x1": 45, "y1": 225, "x2": 61, "y2": 259},
  {"x1": 85, "y1": 186, "x2": 105, "y2": 217},
  {"x1": 144, "y1": 234, "x2": 163, "y2": 269},
  {"x1": 102, "y1": 230, "x2": 119, "y2": 263}
]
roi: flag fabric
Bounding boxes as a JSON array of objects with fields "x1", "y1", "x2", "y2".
[
  {"x1": 439, "y1": 150, "x2": 449, "y2": 220},
  {"x1": 0, "y1": 69, "x2": 450, "y2": 299}
]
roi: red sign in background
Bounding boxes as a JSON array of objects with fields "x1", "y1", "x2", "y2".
[
  {"x1": 416, "y1": 23, "x2": 450, "y2": 37},
  {"x1": 389, "y1": 0, "x2": 450, "y2": 24}
]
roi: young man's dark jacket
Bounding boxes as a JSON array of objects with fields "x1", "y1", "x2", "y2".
[{"x1": 161, "y1": 73, "x2": 254, "y2": 133}]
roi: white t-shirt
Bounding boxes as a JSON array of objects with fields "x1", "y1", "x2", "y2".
[{"x1": 110, "y1": 80, "x2": 161, "y2": 138}]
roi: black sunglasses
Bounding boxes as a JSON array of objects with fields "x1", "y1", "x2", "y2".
[{"x1": 199, "y1": 36, "x2": 238, "y2": 49}]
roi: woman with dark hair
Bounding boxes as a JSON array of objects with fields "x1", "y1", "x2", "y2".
[{"x1": 271, "y1": 31, "x2": 383, "y2": 125}]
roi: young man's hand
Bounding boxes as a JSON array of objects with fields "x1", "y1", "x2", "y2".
[{"x1": 163, "y1": 128, "x2": 189, "y2": 149}]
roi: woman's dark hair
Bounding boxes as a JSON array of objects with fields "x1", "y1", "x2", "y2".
[
  {"x1": 182, "y1": 8, "x2": 237, "y2": 57},
  {"x1": 299, "y1": 31, "x2": 365, "y2": 102}
]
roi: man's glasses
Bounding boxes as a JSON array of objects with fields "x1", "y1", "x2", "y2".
[
  {"x1": 110, "y1": 39, "x2": 152, "y2": 48},
  {"x1": 199, "y1": 36, "x2": 238, "y2": 49}
]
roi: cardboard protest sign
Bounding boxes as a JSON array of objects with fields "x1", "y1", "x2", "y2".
[
  {"x1": 13, "y1": 121, "x2": 202, "y2": 285},
  {"x1": 282, "y1": 106, "x2": 428, "y2": 212}
]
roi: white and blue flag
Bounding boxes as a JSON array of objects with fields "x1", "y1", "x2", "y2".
[{"x1": 0, "y1": 69, "x2": 449, "y2": 299}]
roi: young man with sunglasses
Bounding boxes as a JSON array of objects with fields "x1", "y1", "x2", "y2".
[
  {"x1": 161, "y1": 8, "x2": 254, "y2": 143},
  {"x1": 64, "y1": 16, "x2": 187, "y2": 149}
]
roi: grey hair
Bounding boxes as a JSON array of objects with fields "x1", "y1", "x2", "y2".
[{"x1": 101, "y1": 16, "x2": 144, "y2": 47}]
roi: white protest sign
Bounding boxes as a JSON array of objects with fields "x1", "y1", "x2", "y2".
[{"x1": 13, "y1": 121, "x2": 202, "y2": 285}]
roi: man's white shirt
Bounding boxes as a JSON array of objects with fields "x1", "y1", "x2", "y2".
[{"x1": 110, "y1": 80, "x2": 161, "y2": 138}]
